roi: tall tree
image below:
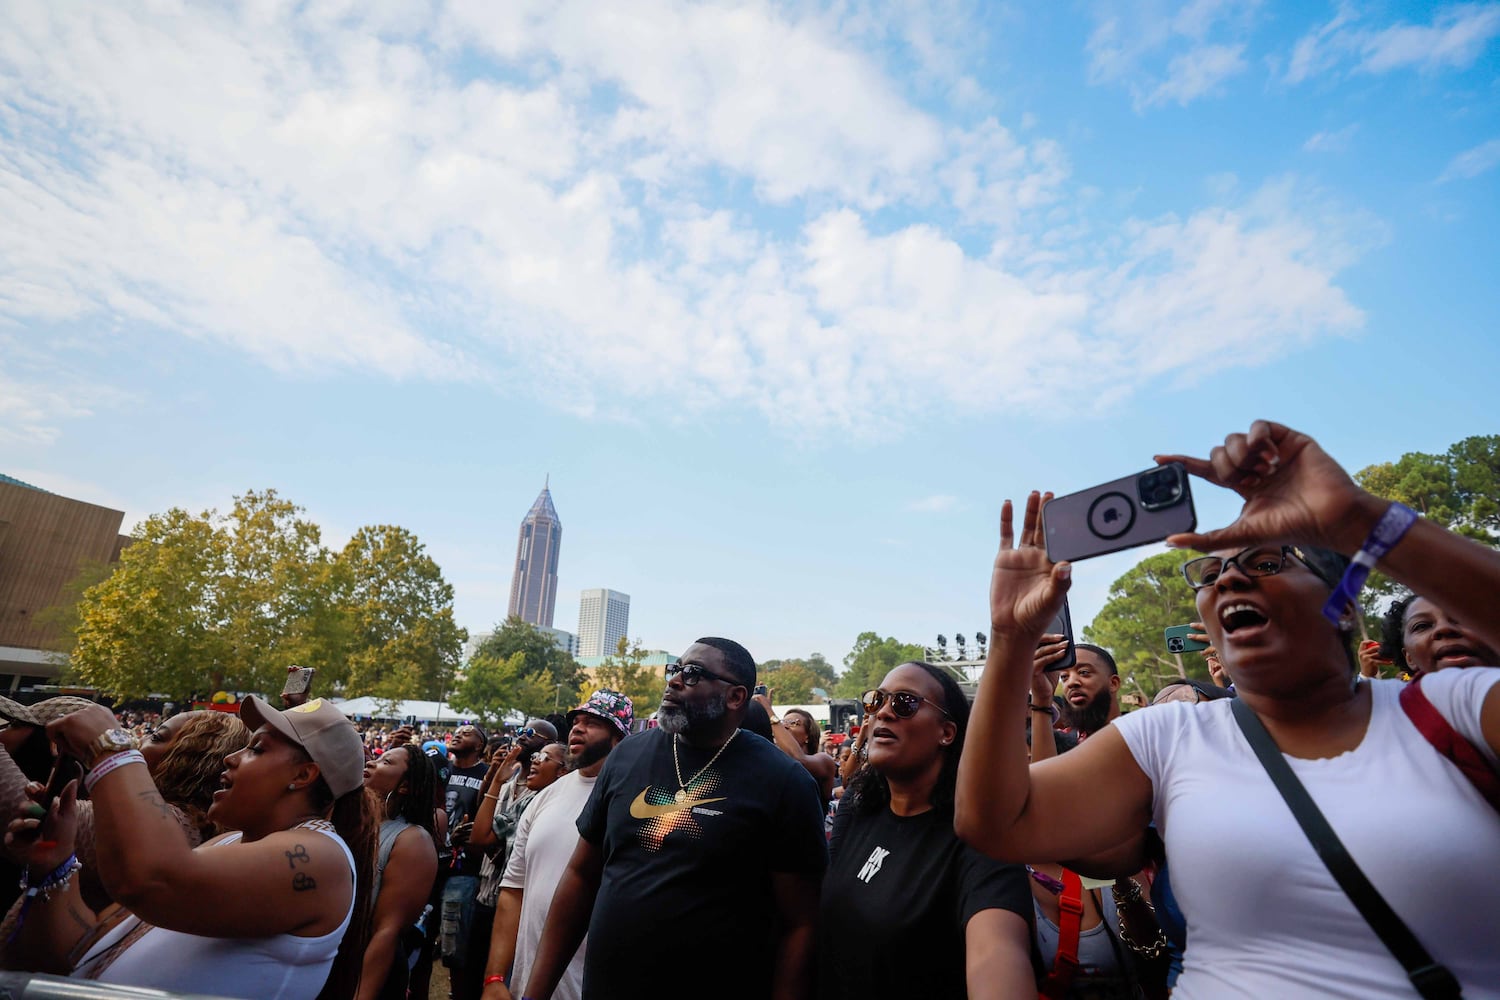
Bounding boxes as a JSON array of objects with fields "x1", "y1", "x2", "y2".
[
  {"x1": 580, "y1": 637, "x2": 661, "y2": 719},
  {"x1": 59, "y1": 491, "x2": 466, "y2": 702},
  {"x1": 450, "y1": 651, "x2": 553, "y2": 726},
  {"x1": 834, "y1": 632, "x2": 928, "y2": 698},
  {"x1": 1353, "y1": 435, "x2": 1500, "y2": 619},
  {"x1": 469, "y1": 617, "x2": 584, "y2": 698},
  {"x1": 1082, "y1": 550, "x2": 1205, "y2": 701},
  {"x1": 337, "y1": 525, "x2": 467, "y2": 703},
  {"x1": 67, "y1": 507, "x2": 233, "y2": 698}
]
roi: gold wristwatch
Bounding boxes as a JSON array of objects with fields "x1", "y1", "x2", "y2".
[{"x1": 86, "y1": 728, "x2": 139, "y2": 770}]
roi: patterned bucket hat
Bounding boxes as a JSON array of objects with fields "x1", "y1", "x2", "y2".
[{"x1": 565, "y1": 689, "x2": 634, "y2": 739}]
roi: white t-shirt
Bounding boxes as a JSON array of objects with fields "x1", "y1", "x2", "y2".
[
  {"x1": 77, "y1": 821, "x2": 356, "y2": 998},
  {"x1": 1115, "y1": 669, "x2": 1500, "y2": 999},
  {"x1": 500, "y1": 769, "x2": 597, "y2": 1000}
]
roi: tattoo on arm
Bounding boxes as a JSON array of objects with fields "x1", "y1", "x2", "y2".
[
  {"x1": 292, "y1": 873, "x2": 317, "y2": 892},
  {"x1": 135, "y1": 790, "x2": 172, "y2": 820},
  {"x1": 285, "y1": 844, "x2": 312, "y2": 868}
]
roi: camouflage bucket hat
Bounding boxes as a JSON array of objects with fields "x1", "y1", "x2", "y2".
[{"x1": 565, "y1": 689, "x2": 634, "y2": 739}]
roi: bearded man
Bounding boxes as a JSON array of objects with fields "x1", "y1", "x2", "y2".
[
  {"x1": 1057, "y1": 644, "x2": 1123, "y2": 740},
  {"x1": 517, "y1": 638, "x2": 827, "y2": 1000}
]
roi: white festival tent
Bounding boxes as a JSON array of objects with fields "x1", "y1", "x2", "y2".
[{"x1": 331, "y1": 697, "x2": 476, "y2": 724}]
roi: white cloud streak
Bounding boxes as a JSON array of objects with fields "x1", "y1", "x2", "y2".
[
  {"x1": 1439, "y1": 138, "x2": 1500, "y2": 182},
  {"x1": 1087, "y1": 0, "x2": 1258, "y2": 111},
  {"x1": 0, "y1": 1, "x2": 1372, "y2": 439},
  {"x1": 1285, "y1": 3, "x2": 1500, "y2": 84}
]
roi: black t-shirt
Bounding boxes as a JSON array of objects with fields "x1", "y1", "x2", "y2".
[
  {"x1": 576, "y1": 728, "x2": 828, "y2": 1000},
  {"x1": 818, "y1": 802, "x2": 1031, "y2": 999},
  {"x1": 445, "y1": 761, "x2": 488, "y2": 876}
]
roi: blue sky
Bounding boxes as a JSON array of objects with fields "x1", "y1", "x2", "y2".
[{"x1": 3, "y1": 1, "x2": 1498, "y2": 669}]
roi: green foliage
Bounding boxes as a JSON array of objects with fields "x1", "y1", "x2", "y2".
[
  {"x1": 834, "y1": 632, "x2": 928, "y2": 698},
  {"x1": 469, "y1": 616, "x2": 584, "y2": 697},
  {"x1": 1082, "y1": 550, "x2": 1206, "y2": 701},
  {"x1": 59, "y1": 491, "x2": 466, "y2": 701},
  {"x1": 337, "y1": 525, "x2": 467, "y2": 702},
  {"x1": 1353, "y1": 436, "x2": 1500, "y2": 620},
  {"x1": 758, "y1": 653, "x2": 836, "y2": 702},
  {"x1": 581, "y1": 637, "x2": 662, "y2": 719},
  {"x1": 450, "y1": 651, "x2": 553, "y2": 726}
]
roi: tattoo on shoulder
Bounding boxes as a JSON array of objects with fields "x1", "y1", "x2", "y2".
[
  {"x1": 292, "y1": 873, "x2": 317, "y2": 892},
  {"x1": 285, "y1": 844, "x2": 311, "y2": 869},
  {"x1": 135, "y1": 790, "x2": 172, "y2": 820}
]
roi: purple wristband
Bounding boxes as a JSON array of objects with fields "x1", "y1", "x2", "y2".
[{"x1": 1322, "y1": 502, "x2": 1417, "y2": 624}]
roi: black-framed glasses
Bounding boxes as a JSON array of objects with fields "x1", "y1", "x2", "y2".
[
  {"x1": 861, "y1": 688, "x2": 951, "y2": 720},
  {"x1": 664, "y1": 663, "x2": 743, "y2": 687},
  {"x1": 1181, "y1": 545, "x2": 1310, "y2": 591}
]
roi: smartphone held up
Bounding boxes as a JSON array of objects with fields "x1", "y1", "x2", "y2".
[{"x1": 1044, "y1": 463, "x2": 1196, "y2": 563}]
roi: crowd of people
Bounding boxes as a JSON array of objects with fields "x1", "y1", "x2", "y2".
[{"x1": 1, "y1": 420, "x2": 1497, "y2": 999}]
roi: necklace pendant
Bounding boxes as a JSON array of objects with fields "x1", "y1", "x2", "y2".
[{"x1": 674, "y1": 788, "x2": 688, "y2": 803}]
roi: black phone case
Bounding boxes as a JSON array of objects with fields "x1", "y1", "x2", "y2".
[
  {"x1": 1043, "y1": 598, "x2": 1076, "y2": 673},
  {"x1": 1044, "y1": 463, "x2": 1197, "y2": 563}
]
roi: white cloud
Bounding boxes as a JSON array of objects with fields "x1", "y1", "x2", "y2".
[
  {"x1": 1143, "y1": 43, "x2": 1248, "y2": 106},
  {"x1": 1285, "y1": 3, "x2": 1500, "y2": 84},
  {"x1": 0, "y1": 2, "x2": 1375, "y2": 438},
  {"x1": 1086, "y1": 0, "x2": 1258, "y2": 110},
  {"x1": 1438, "y1": 138, "x2": 1500, "y2": 181},
  {"x1": 1303, "y1": 124, "x2": 1359, "y2": 153},
  {"x1": 907, "y1": 494, "x2": 961, "y2": 513}
]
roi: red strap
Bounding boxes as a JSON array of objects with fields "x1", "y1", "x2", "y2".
[
  {"x1": 1040, "y1": 868, "x2": 1084, "y2": 1000},
  {"x1": 1400, "y1": 677, "x2": 1500, "y2": 812}
]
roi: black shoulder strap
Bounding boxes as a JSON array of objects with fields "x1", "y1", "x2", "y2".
[{"x1": 1229, "y1": 697, "x2": 1463, "y2": 1000}]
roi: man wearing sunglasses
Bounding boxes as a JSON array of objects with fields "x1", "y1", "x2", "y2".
[{"x1": 520, "y1": 638, "x2": 827, "y2": 1000}]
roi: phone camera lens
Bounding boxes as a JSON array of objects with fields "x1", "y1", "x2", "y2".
[{"x1": 1138, "y1": 467, "x2": 1185, "y2": 511}]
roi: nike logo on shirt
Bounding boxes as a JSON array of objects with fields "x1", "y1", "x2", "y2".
[{"x1": 628, "y1": 789, "x2": 727, "y2": 819}]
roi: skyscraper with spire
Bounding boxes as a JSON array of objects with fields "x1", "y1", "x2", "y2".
[{"x1": 507, "y1": 478, "x2": 562, "y2": 628}]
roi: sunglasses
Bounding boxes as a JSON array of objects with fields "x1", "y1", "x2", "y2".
[
  {"x1": 1181, "y1": 545, "x2": 1311, "y2": 590},
  {"x1": 530, "y1": 751, "x2": 562, "y2": 765},
  {"x1": 664, "y1": 663, "x2": 743, "y2": 687},
  {"x1": 861, "y1": 688, "x2": 951, "y2": 720},
  {"x1": 514, "y1": 727, "x2": 536, "y2": 739}
]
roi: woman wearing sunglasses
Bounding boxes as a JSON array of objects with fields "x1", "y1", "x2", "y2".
[
  {"x1": 958, "y1": 421, "x2": 1500, "y2": 998},
  {"x1": 817, "y1": 662, "x2": 1034, "y2": 999}
]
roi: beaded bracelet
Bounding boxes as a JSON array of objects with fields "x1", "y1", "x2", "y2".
[
  {"x1": 13, "y1": 853, "x2": 82, "y2": 939},
  {"x1": 84, "y1": 748, "x2": 147, "y2": 794}
]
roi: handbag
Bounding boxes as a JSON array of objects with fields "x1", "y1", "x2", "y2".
[{"x1": 1230, "y1": 697, "x2": 1462, "y2": 1000}]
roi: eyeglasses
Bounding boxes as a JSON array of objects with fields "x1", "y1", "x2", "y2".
[
  {"x1": 1181, "y1": 545, "x2": 1311, "y2": 591},
  {"x1": 531, "y1": 752, "x2": 562, "y2": 766},
  {"x1": 664, "y1": 663, "x2": 743, "y2": 687},
  {"x1": 514, "y1": 727, "x2": 536, "y2": 739},
  {"x1": 861, "y1": 688, "x2": 951, "y2": 720}
]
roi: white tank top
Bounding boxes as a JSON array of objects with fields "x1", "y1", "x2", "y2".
[{"x1": 76, "y1": 820, "x2": 357, "y2": 999}]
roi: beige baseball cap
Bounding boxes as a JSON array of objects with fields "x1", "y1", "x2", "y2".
[{"x1": 239, "y1": 695, "x2": 364, "y2": 798}]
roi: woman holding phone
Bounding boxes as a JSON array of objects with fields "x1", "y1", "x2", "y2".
[
  {"x1": 6, "y1": 696, "x2": 375, "y2": 999},
  {"x1": 957, "y1": 421, "x2": 1500, "y2": 997}
]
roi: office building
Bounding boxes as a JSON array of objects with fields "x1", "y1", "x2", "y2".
[
  {"x1": 507, "y1": 480, "x2": 562, "y2": 628},
  {"x1": 537, "y1": 625, "x2": 578, "y2": 657},
  {"x1": 577, "y1": 588, "x2": 630, "y2": 658}
]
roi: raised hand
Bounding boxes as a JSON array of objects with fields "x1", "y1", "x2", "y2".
[
  {"x1": 1155, "y1": 420, "x2": 1373, "y2": 555},
  {"x1": 989, "y1": 492, "x2": 1072, "y2": 640}
]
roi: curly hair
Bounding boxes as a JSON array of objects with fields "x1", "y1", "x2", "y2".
[
  {"x1": 151, "y1": 712, "x2": 251, "y2": 838},
  {"x1": 847, "y1": 662, "x2": 969, "y2": 818}
]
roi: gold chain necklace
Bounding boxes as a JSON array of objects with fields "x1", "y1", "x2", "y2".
[{"x1": 671, "y1": 730, "x2": 738, "y2": 803}]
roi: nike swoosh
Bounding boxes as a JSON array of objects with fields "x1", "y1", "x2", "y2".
[{"x1": 628, "y1": 789, "x2": 727, "y2": 819}]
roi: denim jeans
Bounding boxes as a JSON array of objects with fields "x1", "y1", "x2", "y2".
[{"x1": 439, "y1": 874, "x2": 480, "y2": 968}]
